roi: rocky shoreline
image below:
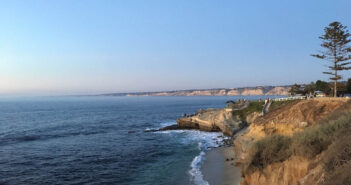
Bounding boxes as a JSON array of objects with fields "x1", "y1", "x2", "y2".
[
  {"x1": 146, "y1": 108, "x2": 248, "y2": 136},
  {"x1": 148, "y1": 98, "x2": 351, "y2": 185},
  {"x1": 147, "y1": 101, "x2": 256, "y2": 136}
]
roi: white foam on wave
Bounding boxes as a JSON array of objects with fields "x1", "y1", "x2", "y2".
[
  {"x1": 144, "y1": 121, "x2": 177, "y2": 132},
  {"x1": 159, "y1": 121, "x2": 177, "y2": 128},
  {"x1": 157, "y1": 129, "x2": 225, "y2": 185},
  {"x1": 189, "y1": 150, "x2": 208, "y2": 185}
]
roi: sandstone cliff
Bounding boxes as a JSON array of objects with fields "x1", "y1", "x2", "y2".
[
  {"x1": 175, "y1": 100, "x2": 264, "y2": 136},
  {"x1": 234, "y1": 98, "x2": 351, "y2": 185},
  {"x1": 243, "y1": 98, "x2": 348, "y2": 139},
  {"x1": 240, "y1": 155, "x2": 325, "y2": 185},
  {"x1": 177, "y1": 109, "x2": 245, "y2": 136},
  {"x1": 103, "y1": 86, "x2": 291, "y2": 96}
]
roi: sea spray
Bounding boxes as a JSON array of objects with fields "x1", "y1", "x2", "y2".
[
  {"x1": 189, "y1": 150, "x2": 208, "y2": 185},
  {"x1": 157, "y1": 129, "x2": 225, "y2": 185}
]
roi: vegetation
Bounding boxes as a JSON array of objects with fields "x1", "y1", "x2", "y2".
[
  {"x1": 347, "y1": 78, "x2": 351, "y2": 93},
  {"x1": 289, "y1": 80, "x2": 334, "y2": 96},
  {"x1": 290, "y1": 115, "x2": 350, "y2": 158},
  {"x1": 311, "y1": 21, "x2": 351, "y2": 97},
  {"x1": 243, "y1": 134, "x2": 292, "y2": 173},
  {"x1": 288, "y1": 84, "x2": 303, "y2": 95},
  {"x1": 303, "y1": 82, "x2": 316, "y2": 94},
  {"x1": 243, "y1": 101, "x2": 351, "y2": 173},
  {"x1": 269, "y1": 100, "x2": 299, "y2": 111},
  {"x1": 232, "y1": 101, "x2": 264, "y2": 121},
  {"x1": 322, "y1": 134, "x2": 351, "y2": 185},
  {"x1": 315, "y1": 80, "x2": 332, "y2": 95}
]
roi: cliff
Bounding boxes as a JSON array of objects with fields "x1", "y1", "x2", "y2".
[
  {"x1": 102, "y1": 86, "x2": 290, "y2": 96},
  {"x1": 150, "y1": 97, "x2": 351, "y2": 184},
  {"x1": 234, "y1": 98, "x2": 351, "y2": 185},
  {"x1": 177, "y1": 109, "x2": 245, "y2": 136},
  {"x1": 176, "y1": 101, "x2": 264, "y2": 136}
]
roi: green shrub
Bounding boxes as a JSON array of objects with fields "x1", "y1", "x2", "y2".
[
  {"x1": 244, "y1": 134, "x2": 292, "y2": 173},
  {"x1": 243, "y1": 101, "x2": 351, "y2": 173},
  {"x1": 320, "y1": 162, "x2": 351, "y2": 185},
  {"x1": 321, "y1": 133, "x2": 351, "y2": 185},
  {"x1": 233, "y1": 101, "x2": 264, "y2": 121},
  {"x1": 290, "y1": 128, "x2": 331, "y2": 158},
  {"x1": 291, "y1": 114, "x2": 351, "y2": 159},
  {"x1": 324, "y1": 134, "x2": 351, "y2": 172}
]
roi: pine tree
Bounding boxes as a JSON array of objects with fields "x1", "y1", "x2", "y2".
[{"x1": 311, "y1": 22, "x2": 351, "y2": 97}]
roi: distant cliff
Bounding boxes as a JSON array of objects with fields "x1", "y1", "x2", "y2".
[{"x1": 102, "y1": 86, "x2": 290, "y2": 96}]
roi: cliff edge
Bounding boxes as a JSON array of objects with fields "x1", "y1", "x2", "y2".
[
  {"x1": 177, "y1": 109, "x2": 245, "y2": 136},
  {"x1": 234, "y1": 98, "x2": 351, "y2": 185}
]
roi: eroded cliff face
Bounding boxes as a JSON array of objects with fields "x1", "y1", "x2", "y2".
[
  {"x1": 106, "y1": 86, "x2": 291, "y2": 96},
  {"x1": 177, "y1": 109, "x2": 245, "y2": 136},
  {"x1": 241, "y1": 89, "x2": 264, "y2": 96},
  {"x1": 234, "y1": 98, "x2": 349, "y2": 185},
  {"x1": 241, "y1": 155, "x2": 324, "y2": 185},
  {"x1": 266, "y1": 86, "x2": 290, "y2": 95},
  {"x1": 241, "y1": 98, "x2": 348, "y2": 140}
]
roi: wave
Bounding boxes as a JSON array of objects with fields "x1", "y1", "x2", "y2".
[
  {"x1": 0, "y1": 129, "x2": 107, "y2": 146},
  {"x1": 144, "y1": 121, "x2": 177, "y2": 132},
  {"x1": 159, "y1": 121, "x2": 177, "y2": 128},
  {"x1": 189, "y1": 150, "x2": 209, "y2": 185},
  {"x1": 188, "y1": 132, "x2": 224, "y2": 185},
  {"x1": 157, "y1": 129, "x2": 225, "y2": 185}
]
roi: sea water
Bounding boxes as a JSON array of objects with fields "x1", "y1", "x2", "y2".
[{"x1": 0, "y1": 96, "x2": 278, "y2": 185}]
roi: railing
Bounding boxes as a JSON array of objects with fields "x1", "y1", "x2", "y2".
[{"x1": 273, "y1": 96, "x2": 306, "y2": 102}]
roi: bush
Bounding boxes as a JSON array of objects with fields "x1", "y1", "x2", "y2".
[
  {"x1": 233, "y1": 101, "x2": 264, "y2": 121},
  {"x1": 290, "y1": 129, "x2": 331, "y2": 159},
  {"x1": 321, "y1": 133, "x2": 351, "y2": 185},
  {"x1": 243, "y1": 101, "x2": 351, "y2": 173},
  {"x1": 289, "y1": 106, "x2": 351, "y2": 159},
  {"x1": 324, "y1": 134, "x2": 351, "y2": 172},
  {"x1": 321, "y1": 162, "x2": 351, "y2": 185},
  {"x1": 244, "y1": 134, "x2": 292, "y2": 173}
]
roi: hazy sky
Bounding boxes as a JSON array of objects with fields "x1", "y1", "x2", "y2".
[{"x1": 1, "y1": 0, "x2": 351, "y2": 95}]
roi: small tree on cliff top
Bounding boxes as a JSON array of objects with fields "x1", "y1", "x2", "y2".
[{"x1": 311, "y1": 22, "x2": 351, "y2": 97}]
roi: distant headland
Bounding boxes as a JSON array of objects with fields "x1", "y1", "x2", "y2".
[{"x1": 99, "y1": 85, "x2": 291, "y2": 96}]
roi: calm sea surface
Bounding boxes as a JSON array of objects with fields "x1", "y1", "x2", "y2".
[{"x1": 0, "y1": 96, "x2": 279, "y2": 185}]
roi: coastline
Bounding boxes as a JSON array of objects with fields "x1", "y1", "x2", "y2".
[{"x1": 201, "y1": 146, "x2": 241, "y2": 185}]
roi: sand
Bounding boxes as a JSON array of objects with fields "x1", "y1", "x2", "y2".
[{"x1": 201, "y1": 147, "x2": 242, "y2": 185}]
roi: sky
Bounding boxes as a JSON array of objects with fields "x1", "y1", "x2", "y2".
[{"x1": 1, "y1": 0, "x2": 351, "y2": 96}]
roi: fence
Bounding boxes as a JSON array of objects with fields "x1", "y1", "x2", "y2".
[{"x1": 273, "y1": 96, "x2": 306, "y2": 102}]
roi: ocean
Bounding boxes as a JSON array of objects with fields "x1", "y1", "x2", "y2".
[{"x1": 0, "y1": 96, "x2": 278, "y2": 185}]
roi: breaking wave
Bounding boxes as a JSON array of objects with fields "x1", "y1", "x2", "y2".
[{"x1": 157, "y1": 129, "x2": 225, "y2": 185}]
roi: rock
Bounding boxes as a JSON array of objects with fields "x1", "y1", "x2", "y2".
[
  {"x1": 144, "y1": 124, "x2": 179, "y2": 132},
  {"x1": 158, "y1": 124, "x2": 179, "y2": 131},
  {"x1": 246, "y1": 112, "x2": 261, "y2": 124},
  {"x1": 177, "y1": 108, "x2": 245, "y2": 136},
  {"x1": 299, "y1": 122, "x2": 308, "y2": 128},
  {"x1": 234, "y1": 98, "x2": 350, "y2": 185}
]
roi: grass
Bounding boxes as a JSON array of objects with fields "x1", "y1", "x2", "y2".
[
  {"x1": 243, "y1": 100, "x2": 351, "y2": 174},
  {"x1": 269, "y1": 99, "x2": 299, "y2": 111},
  {"x1": 233, "y1": 100, "x2": 299, "y2": 121},
  {"x1": 232, "y1": 101, "x2": 264, "y2": 121}
]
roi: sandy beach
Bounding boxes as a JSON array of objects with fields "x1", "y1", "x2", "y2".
[{"x1": 202, "y1": 147, "x2": 241, "y2": 185}]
